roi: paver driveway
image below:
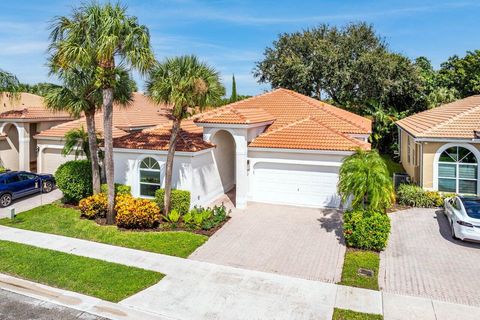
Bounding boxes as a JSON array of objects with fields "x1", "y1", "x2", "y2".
[
  {"x1": 189, "y1": 202, "x2": 345, "y2": 282},
  {"x1": 380, "y1": 208, "x2": 480, "y2": 306}
]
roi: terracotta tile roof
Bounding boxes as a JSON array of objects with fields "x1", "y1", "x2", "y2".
[
  {"x1": 249, "y1": 116, "x2": 370, "y2": 151},
  {"x1": 0, "y1": 93, "x2": 72, "y2": 120},
  {"x1": 35, "y1": 92, "x2": 171, "y2": 139},
  {"x1": 114, "y1": 88, "x2": 371, "y2": 152},
  {"x1": 396, "y1": 95, "x2": 480, "y2": 139},
  {"x1": 113, "y1": 120, "x2": 213, "y2": 152}
]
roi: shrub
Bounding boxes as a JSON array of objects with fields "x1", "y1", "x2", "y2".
[
  {"x1": 397, "y1": 184, "x2": 443, "y2": 208},
  {"x1": 165, "y1": 209, "x2": 181, "y2": 226},
  {"x1": 155, "y1": 189, "x2": 191, "y2": 215},
  {"x1": 55, "y1": 160, "x2": 92, "y2": 203},
  {"x1": 0, "y1": 167, "x2": 6, "y2": 173},
  {"x1": 100, "y1": 183, "x2": 131, "y2": 195},
  {"x1": 115, "y1": 194, "x2": 161, "y2": 229},
  {"x1": 184, "y1": 204, "x2": 229, "y2": 230},
  {"x1": 79, "y1": 193, "x2": 108, "y2": 219},
  {"x1": 343, "y1": 209, "x2": 390, "y2": 251}
]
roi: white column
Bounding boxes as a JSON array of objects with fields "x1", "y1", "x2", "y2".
[
  {"x1": 234, "y1": 134, "x2": 248, "y2": 209},
  {"x1": 17, "y1": 123, "x2": 30, "y2": 171}
]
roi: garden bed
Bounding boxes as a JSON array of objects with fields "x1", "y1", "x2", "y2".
[
  {"x1": 0, "y1": 240, "x2": 163, "y2": 302},
  {"x1": 0, "y1": 204, "x2": 207, "y2": 258}
]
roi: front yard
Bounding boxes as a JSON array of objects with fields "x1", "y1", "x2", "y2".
[
  {"x1": 0, "y1": 204, "x2": 207, "y2": 258},
  {"x1": 339, "y1": 249, "x2": 379, "y2": 290},
  {"x1": 0, "y1": 240, "x2": 163, "y2": 302}
]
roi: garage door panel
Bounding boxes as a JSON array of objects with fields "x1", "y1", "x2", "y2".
[{"x1": 250, "y1": 162, "x2": 341, "y2": 208}]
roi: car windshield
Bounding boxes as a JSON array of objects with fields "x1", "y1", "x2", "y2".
[{"x1": 462, "y1": 199, "x2": 480, "y2": 219}]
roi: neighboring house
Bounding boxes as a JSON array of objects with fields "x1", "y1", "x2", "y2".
[
  {"x1": 34, "y1": 92, "x2": 171, "y2": 173},
  {"x1": 0, "y1": 93, "x2": 73, "y2": 172},
  {"x1": 112, "y1": 88, "x2": 371, "y2": 209},
  {"x1": 396, "y1": 95, "x2": 480, "y2": 195}
]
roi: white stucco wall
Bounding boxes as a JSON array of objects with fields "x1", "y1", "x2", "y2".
[{"x1": 36, "y1": 138, "x2": 78, "y2": 174}]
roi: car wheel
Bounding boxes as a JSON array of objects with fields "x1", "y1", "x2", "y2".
[
  {"x1": 0, "y1": 194, "x2": 12, "y2": 208},
  {"x1": 451, "y1": 222, "x2": 458, "y2": 240},
  {"x1": 42, "y1": 181, "x2": 53, "y2": 193}
]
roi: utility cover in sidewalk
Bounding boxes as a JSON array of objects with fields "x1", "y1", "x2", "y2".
[{"x1": 358, "y1": 268, "x2": 374, "y2": 277}]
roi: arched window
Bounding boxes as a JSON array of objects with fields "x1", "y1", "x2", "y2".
[
  {"x1": 438, "y1": 146, "x2": 478, "y2": 194},
  {"x1": 139, "y1": 157, "x2": 162, "y2": 197}
]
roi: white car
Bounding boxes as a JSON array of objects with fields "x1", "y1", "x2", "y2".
[{"x1": 444, "y1": 196, "x2": 480, "y2": 242}]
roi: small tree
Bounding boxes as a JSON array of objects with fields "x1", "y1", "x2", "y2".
[
  {"x1": 229, "y1": 74, "x2": 237, "y2": 103},
  {"x1": 62, "y1": 127, "x2": 90, "y2": 160},
  {"x1": 338, "y1": 149, "x2": 395, "y2": 211}
]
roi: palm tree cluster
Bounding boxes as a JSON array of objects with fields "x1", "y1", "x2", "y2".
[{"x1": 41, "y1": 2, "x2": 224, "y2": 222}]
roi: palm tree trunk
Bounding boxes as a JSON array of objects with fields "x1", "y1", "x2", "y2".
[
  {"x1": 85, "y1": 109, "x2": 101, "y2": 194},
  {"x1": 103, "y1": 87, "x2": 115, "y2": 224},
  {"x1": 164, "y1": 118, "x2": 181, "y2": 215}
]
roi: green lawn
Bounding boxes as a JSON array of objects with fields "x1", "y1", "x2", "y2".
[
  {"x1": 333, "y1": 308, "x2": 383, "y2": 320},
  {"x1": 339, "y1": 249, "x2": 380, "y2": 290},
  {"x1": 0, "y1": 240, "x2": 163, "y2": 302},
  {"x1": 380, "y1": 154, "x2": 405, "y2": 177},
  {"x1": 0, "y1": 204, "x2": 207, "y2": 258}
]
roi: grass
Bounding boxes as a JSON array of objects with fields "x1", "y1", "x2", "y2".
[
  {"x1": 333, "y1": 308, "x2": 383, "y2": 320},
  {"x1": 0, "y1": 240, "x2": 163, "y2": 302},
  {"x1": 0, "y1": 204, "x2": 207, "y2": 258},
  {"x1": 380, "y1": 154, "x2": 405, "y2": 177},
  {"x1": 339, "y1": 249, "x2": 380, "y2": 290}
]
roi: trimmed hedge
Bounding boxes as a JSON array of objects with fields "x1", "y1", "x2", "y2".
[
  {"x1": 55, "y1": 160, "x2": 92, "y2": 204},
  {"x1": 343, "y1": 209, "x2": 391, "y2": 251},
  {"x1": 155, "y1": 189, "x2": 190, "y2": 215},
  {"x1": 397, "y1": 184, "x2": 444, "y2": 208},
  {"x1": 100, "y1": 183, "x2": 131, "y2": 195}
]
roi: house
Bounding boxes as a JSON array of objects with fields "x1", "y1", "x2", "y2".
[
  {"x1": 111, "y1": 88, "x2": 371, "y2": 209},
  {"x1": 0, "y1": 93, "x2": 73, "y2": 172},
  {"x1": 396, "y1": 95, "x2": 480, "y2": 195},
  {"x1": 34, "y1": 92, "x2": 171, "y2": 173}
]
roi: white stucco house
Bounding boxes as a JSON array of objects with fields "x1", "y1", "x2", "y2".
[
  {"x1": 3, "y1": 89, "x2": 371, "y2": 209},
  {"x1": 110, "y1": 88, "x2": 372, "y2": 209}
]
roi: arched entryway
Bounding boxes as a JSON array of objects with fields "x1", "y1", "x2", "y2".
[
  {"x1": 434, "y1": 143, "x2": 480, "y2": 195},
  {"x1": 0, "y1": 123, "x2": 20, "y2": 170},
  {"x1": 211, "y1": 129, "x2": 236, "y2": 204}
]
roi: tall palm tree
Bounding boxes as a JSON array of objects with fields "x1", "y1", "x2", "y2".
[
  {"x1": 45, "y1": 66, "x2": 135, "y2": 194},
  {"x1": 49, "y1": 2, "x2": 155, "y2": 224},
  {"x1": 147, "y1": 55, "x2": 225, "y2": 214},
  {"x1": 338, "y1": 149, "x2": 395, "y2": 211}
]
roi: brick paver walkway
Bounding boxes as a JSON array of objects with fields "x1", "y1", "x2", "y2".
[
  {"x1": 189, "y1": 202, "x2": 346, "y2": 282},
  {"x1": 380, "y1": 208, "x2": 480, "y2": 306}
]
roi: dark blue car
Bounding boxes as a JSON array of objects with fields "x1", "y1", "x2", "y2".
[{"x1": 0, "y1": 171, "x2": 56, "y2": 207}]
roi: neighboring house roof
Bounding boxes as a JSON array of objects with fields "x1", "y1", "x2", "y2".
[
  {"x1": 0, "y1": 93, "x2": 72, "y2": 121},
  {"x1": 396, "y1": 95, "x2": 480, "y2": 139},
  {"x1": 114, "y1": 88, "x2": 371, "y2": 152},
  {"x1": 35, "y1": 92, "x2": 171, "y2": 139}
]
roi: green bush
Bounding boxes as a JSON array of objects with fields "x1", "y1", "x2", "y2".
[
  {"x1": 55, "y1": 160, "x2": 92, "y2": 203},
  {"x1": 343, "y1": 209, "x2": 390, "y2": 251},
  {"x1": 183, "y1": 205, "x2": 229, "y2": 230},
  {"x1": 155, "y1": 189, "x2": 190, "y2": 215},
  {"x1": 397, "y1": 184, "x2": 443, "y2": 208},
  {"x1": 0, "y1": 167, "x2": 6, "y2": 173},
  {"x1": 100, "y1": 183, "x2": 131, "y2": 195}
]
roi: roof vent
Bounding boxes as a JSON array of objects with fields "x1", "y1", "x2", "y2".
[{"x1": 475, "y1": 130, "x2": 480, "y2": 139}]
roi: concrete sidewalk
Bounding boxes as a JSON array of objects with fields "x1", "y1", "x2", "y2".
[{"x1": 1, "y1": 226, "x2": 479, "y2": 320}]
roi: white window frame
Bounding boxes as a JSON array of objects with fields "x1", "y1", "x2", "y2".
[
  {"x1": 434, "y1": 143, "x2": 480, "y2": 195},
  {"x1": 139, "y1": 157, "x2": 162, "y2": 198}
]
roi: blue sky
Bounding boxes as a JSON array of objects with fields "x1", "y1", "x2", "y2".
[{"x1": 1, "y1": 0, "x2": 479, "y2": 96}]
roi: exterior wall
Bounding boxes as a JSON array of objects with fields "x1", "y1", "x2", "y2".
[
  {"x1": 0, "y1": 123, "x2": 19, "y2": 170},
  {"x1": 399, "y1": 129, "x2": 421, "y2": 183},
  {"x1": 190, "y1": 150, "x2": 227, "y2": 206},
  {"x1": 210, "y1": 130, "x2": 235, "y2": 192},
  {"x1": 422, "y1": 141, "x2": 480, "y2": 190}
]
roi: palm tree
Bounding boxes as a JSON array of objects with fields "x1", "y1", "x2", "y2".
[
  {"x1": 62, "y1": 127, "x2": 90, "y2": 160},
  {"x1": 49, "y1": 2, "x2": 155, "y2": 224},
  {"x1": 338, "y1": 149, "x2": 395, "y2": 211},
  {"x1": 146, "y1": 55, "x2": 225, "y2": 214}
]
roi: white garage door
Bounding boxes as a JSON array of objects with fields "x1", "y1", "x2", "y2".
[{"x1": 250, "y1": 162, "x2": 341, "y2": 208}]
